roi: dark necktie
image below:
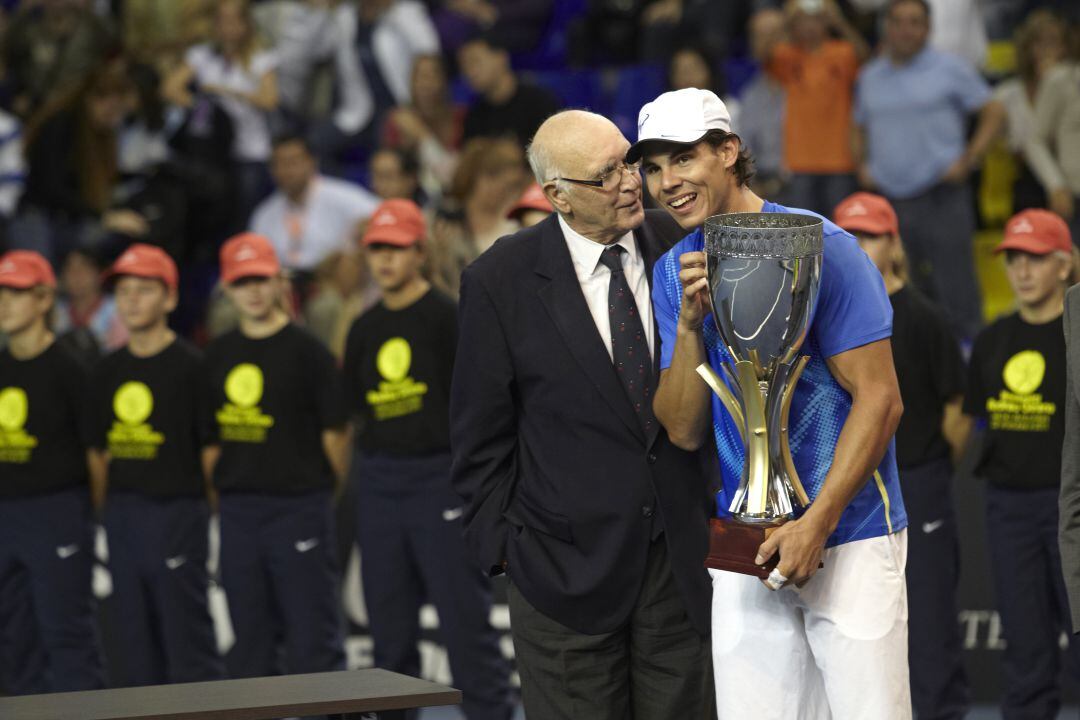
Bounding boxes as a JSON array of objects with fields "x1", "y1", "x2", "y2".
[{"x1": 598, "y1": 245, "x2": 656, "y2": 436}]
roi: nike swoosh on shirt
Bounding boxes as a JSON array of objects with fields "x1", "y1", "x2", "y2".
[
  {"x1": 442, "y1": 507, "x2": 464, "y2": 522},
  {"x1": 56, "y1": 544, "x2": 80, "y2": 560},
  {"x1": 165, "y1": 556, "x2": 187, "y2": 570},
  {"x1": 922, "y1": 519, "x2": 945, "y2": 534},
  {"x1": 295, "y1": 538, "x2": 320, "y2": 553}
]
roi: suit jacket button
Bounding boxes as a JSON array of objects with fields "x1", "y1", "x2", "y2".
[
  {"x1": 642, "y1": 505, "x2": 654, "y2": 518},
  {"x1": 647, "y1": 453, "x2": 657, "y2": 464}
]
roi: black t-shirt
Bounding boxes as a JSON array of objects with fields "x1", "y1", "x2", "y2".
[
  {"x1": 890, "y1": 286, "x2": 966, "y2": 469},
  {"x1": 462, "y1": 82, "x2": 561, "y2": 146},
  {"x1": 964, "y1": 311, "x2": 1066, "y2": 489},
  {"x1": 343, "y1": 290, "x2": 457, "y2": 457},
  {"x1": 0, "y1": 342, "x2": 89, "y2": 498},
  {"x1": 87, "y1": 339, "x2": 206, "y2": 498},
  {"x1": 203, "y1": 323, "x2": 348, "y2": 494}
]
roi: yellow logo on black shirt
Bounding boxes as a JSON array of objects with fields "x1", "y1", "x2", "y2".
[
  {"x1": 217, "y1": 364, "x2": 274, "y2": 442},
  {"x1": 107, "y1": 382, "x2": 165, "y2": 459},
  {"x1": 0, "y1": 386, "x2": 36, "y2": 463},
  {"x1": 987, "y1": 350, "x2": 1056, "y2": 432},
  {"x1": 366, "y1": 338, "x2": 427, "y2": 421}
]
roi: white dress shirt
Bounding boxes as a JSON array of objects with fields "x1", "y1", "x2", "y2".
[
  {"x1": 559, "y1": 215, "x2": 655, "y2": 363},
  {"x1": 249, "y1": 175, "x2": 380, "y2": 271}
]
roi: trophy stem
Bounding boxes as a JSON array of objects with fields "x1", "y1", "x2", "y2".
[{"x1": 735, "y1": 360, "x2": 769, "y2": 516}]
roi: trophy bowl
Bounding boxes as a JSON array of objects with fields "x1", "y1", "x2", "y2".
[{"x1": 697, "y1": 212, "x2": 824, "y2": 577}]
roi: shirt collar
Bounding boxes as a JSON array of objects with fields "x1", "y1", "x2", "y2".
[{"x1": 558, "y1": 214, "x2": 639, "y2": 277}]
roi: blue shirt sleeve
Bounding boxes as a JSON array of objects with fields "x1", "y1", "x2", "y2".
[
  {"x1": 947, "y1": 53, "x2": 991, "y2": 113},
  {"x1": 812, "y1": 227, "x2": 894, "y2": 358},
  {"x1": 653, "y1": 249, "x2": 680, "y2": 371}
]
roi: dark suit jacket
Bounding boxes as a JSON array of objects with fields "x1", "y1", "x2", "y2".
[
  {"x1": 1060, "y1": 284, "x2": 1080, "y2": 632},
  {"x1": 450, "y1": 210, "x2": 713, "y2": 635}
]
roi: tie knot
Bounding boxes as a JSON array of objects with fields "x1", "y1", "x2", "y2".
[{"x1": 599, "y1": 245, "x2": 626, "y2": 273}]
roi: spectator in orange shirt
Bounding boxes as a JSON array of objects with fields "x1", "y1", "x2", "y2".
[{"x1": 764, "y1": 0, "x2": 869, "y2": 215}]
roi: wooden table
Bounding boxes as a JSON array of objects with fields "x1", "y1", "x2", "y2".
[{"x1": 0, "y1": 668, "x2": 461, "y2": 720}]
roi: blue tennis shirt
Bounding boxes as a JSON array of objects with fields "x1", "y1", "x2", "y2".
[{"x1": 652, "y1": 202, "x2": 907, "y2": 546}]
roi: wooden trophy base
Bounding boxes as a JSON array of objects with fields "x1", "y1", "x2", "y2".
[{"x1": 705, "y1": 517, "x2": 783, "y2": 579}]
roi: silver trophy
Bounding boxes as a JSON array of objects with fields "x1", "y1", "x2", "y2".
[{"x1": 697, "y1": 212, "x2": 824, "y2": 576}]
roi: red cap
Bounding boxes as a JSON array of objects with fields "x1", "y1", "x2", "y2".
[
  {"x1": 507, "y1": 182, "x2": 553, "y2": 220},
  {"x1": 996, "y1": 209, "x2": 1073, "y2": 255},
  {"x1": 832, "y1": 192, "x2": 899, "y2": 237},
  {"x1": 105, "y1": 244, "x2": 179, "y2": 291},
  {"x1": 219, "y1": 233, "x2": 281, "y2": 284},
  {"x1": 0, "y1": 250, "x2": 56, "y2": 289},
  {"x1": 362, "y1": 199, "x2": 426, "y2": 248}
]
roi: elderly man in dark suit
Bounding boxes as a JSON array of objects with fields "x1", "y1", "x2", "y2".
[
  {"x1": 1061, "y1": 281, "x2": 1080, "y2": 633},
  {"x1": 450, "y1": 110, "x2": 714, "y2": 719}
]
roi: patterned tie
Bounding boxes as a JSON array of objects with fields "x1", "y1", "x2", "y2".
[{"x1": 598, "y1": 245, "x2": 656, "y2": 435}]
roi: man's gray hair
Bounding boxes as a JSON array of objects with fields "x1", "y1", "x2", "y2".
[{"x1": 526, "y1": 139, "x2": 566, "y2": 193}]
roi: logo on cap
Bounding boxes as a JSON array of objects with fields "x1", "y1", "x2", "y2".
[
  {"x1": 374, "y1": 213, "x2": 398, "y2": 226},
  {"x1": 0, "y1": 261, "x2": 14, "y2": 274},
  {"x1": 1011, "y1": 218, "x2": 1034, "y2": 234},
  {"x1": 845, "y1": 202, "x2": 868, "y2": 216},
  {"x1": 234, "y1": 245, "x2": 258, "y2": 261}
]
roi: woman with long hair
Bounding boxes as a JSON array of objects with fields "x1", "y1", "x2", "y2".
[
  {"x1": 427, "y1": 137, "x2": 528, "y2": 297},
  {"x1": 162, "y1": 0, "x2": 279, "y2": 232},
  {"x1": 16, "y1": 60, "x2": 148, "y2": 261},
  {"x1": 992, "y1": 10, "x2": 1070, "y2": 213},
  {"x1": 383, "y1": 54, "x2": 466, "y2": 201}
]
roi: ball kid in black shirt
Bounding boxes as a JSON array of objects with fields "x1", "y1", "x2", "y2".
[
  {"x1": 0, "y1": 250, "x2": 104, "y2": 693},
  {"x1": 961, "y1": 209, "x2": 1080, "y2": 716},
  {"x1": 87, "y1": 244, "x2": 224, "y2": 686},
  {"x1": 834, "y1": 192, "x2": 969, "y2": 718},
  {"x1": 343, "y1": 199, "x2": 512, "y2": 716},
  {"x1": 202, "y1": 232, "x2": 347, "y2": 679}
]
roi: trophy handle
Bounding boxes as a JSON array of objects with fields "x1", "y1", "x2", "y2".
[
  {"x1": 735, "y1": 360, "x2": 770, "y2": 516},
  {"x1": 695, "y1": 363, "x2": 745, "y2": 444},
  {"x1": 779, "y1": 355, "x2": 811, "y2": 508}
]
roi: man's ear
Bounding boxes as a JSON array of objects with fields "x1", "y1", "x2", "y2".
[
  {"x1": 721, "y1": 137, "x2": 741, "y2": 172},
  {"x1": 544, "y1": 182, "x2": 572, "y2": 216}
]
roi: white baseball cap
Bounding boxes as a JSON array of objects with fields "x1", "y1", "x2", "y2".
[{"x1": 627, "y1": 88, "x2": 733, "y2": 163}]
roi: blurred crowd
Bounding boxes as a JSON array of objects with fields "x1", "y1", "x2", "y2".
[{"x1": 0, "y1": 0, "x2": 1071, "y2": 356}]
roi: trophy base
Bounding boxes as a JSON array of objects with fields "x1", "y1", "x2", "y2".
[{"x1": 705, "y1": 517, "x2": 784, "y2": 579}]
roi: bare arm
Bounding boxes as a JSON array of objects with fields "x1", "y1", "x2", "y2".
[
  {"x1": 653, "y1": 251, "x2": 713, "y2": 450},
  {"x1": 204, "y1": 70, "x2": 279, "y2": 111},
  {"x1": 162, "y1": 63, "x2": 196, "y2": 108},
  {"x1": 87, "y1": 449, "x2": 109, "y2": 513},
  {"x1": 201, "y1": 445, "x2": 221, "y2": 513},
  {"x1": 824, "y1": 0, "x2": 870, "y2": 62},
  {"x1": 941, "y1": 396, "x2": 972, "y2": 466},
  {"x1": 851, "y1": 124, "x2": 875, "y2": 190},
  {"x1": 321, "y1": 426, "x2": 352, "y2": 499},
  {"x1": 943, "y1": 100, "x2": 1007, "y2": 183},
  {"x1": 756, "y1": 339, "x2": 903, "y2": 585}
]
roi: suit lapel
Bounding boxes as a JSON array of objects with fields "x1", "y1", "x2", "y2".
[{"x1": 535, "y1": 216, "x2": 646, "y2": 444}]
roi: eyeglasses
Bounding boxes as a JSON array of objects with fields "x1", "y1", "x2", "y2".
[{"x1": 555, "y1": 159, "x2": 642, "y2": 190}]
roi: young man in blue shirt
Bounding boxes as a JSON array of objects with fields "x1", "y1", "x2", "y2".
[{"x1": 631, "y1": 88, "x2": 910, "y2": 719}]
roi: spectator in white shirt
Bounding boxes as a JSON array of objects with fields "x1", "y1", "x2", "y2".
[
  {"x1": 163, "y1": 0, "x2": 279, "y2": 229},
  {"x1": 249, "y1": 134, "x2": 380, "y2": 275}
]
